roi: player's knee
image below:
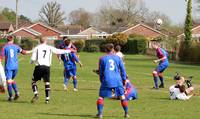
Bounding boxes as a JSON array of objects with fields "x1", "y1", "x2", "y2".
[
  {"x1": 158, "y1": 73, "x2": 163, "y2": 77},
  {"x1": 152, "y1": 71, "x2": 158, "y2": 76},
  {"x1": 7, "y1": 79, "x2": 13, "y2": 84},
  {"x1": 120, "y1": 95, "x2": 125, "y2": 100},
  {"x1": 73, "y1": 76, "x2": 77, "y2": 79},
  {"x1": 45, "y1": 82, "x2": 50, "y2": 85},
  {"x1": 97, "y1": 97, "x2": 104, "y2": 105}
]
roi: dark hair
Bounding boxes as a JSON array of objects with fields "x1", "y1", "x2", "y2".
[
  {"x1": 114, "y1": 45, "x2": 121, "y2": 52},
  {"x1": 39, "y1": 37, "x2": 46, "y2": 43},
  {"x1": 63, "y1": 36, "x2": 68, "y2": 41},
  {"x1": 7, "y1": 35, "x2": 14, "y2": 41},
  {"x1": 105, "y1": 43, "x2": 114, "y2": 52}
]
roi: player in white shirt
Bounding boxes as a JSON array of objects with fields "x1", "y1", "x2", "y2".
[
  {"x1": 169, "y1": 73, "x2": 194, "y2": 100},
  {"x1": 114, "y1": 45, "x2": 124, "y2": 62},
  {"x1": 0, "y1": 61, "x2": 6, "y2": 93},
  {"x1": 30, "y1": 37, "x2": 72, "y2": 104}
]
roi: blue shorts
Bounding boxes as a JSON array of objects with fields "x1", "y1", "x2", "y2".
[
  {"x1": 64, "y1": 68, "x2": 76, "y2": 78},
  {"x1": 126, "y1": 88, "x2": 138, "y2": 100},
  {"x1": 155, "y1": 64, "x2": 168, "y2": 73},
  {"x1": 5, "y1": 69, "x2": 18, "y2": 80},
  {"x1": 99, "y1": 85, "x2": 125, "y2": 98}
]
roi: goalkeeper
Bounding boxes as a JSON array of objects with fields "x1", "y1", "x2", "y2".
[{"x1": 169, "y1": 73, "x2": 194, "y2": 100}]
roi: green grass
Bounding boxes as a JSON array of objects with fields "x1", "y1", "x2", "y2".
[{"x1": 0, "y1": 52, "x2": 200, "y2": 119}]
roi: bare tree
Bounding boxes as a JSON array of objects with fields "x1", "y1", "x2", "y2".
[
  {"x1": 93, "y1": 0, "x2": 148, "y2": 33},
  {"x1": 68, "y1": 8, "x2": 92, "y2": 28},
  {"x1": 39, "y1": 1, "x2": 65, "y2": 27}
]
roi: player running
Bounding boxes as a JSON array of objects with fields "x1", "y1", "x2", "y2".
[
  {"x1": 60, "y1": 49, "x2": 82, "y2": 91},
  {"x1": 30, "y1": 37, "x2": 72, "y2": 104},
  {"x1": 0, "y1": 35, "x2": 32, "y2": 101},
  {"x1": 152, "y1": 43, "x2": 169, "y2": 89},
  {"x1": 96, "y1": 43, "x2": 129, "y2": 119}
]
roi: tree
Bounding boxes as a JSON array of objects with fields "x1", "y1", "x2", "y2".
[
  {"x1": 184, "y1": 0, "x2": 192, "y2": 43},
  {"x1": 68, "y1": 8, "x2": 92, "y2": 28},
  {"x1": 39, "y1": 1, "x2": 66, "y2": 27},
  {"x1": 94, "y1": 0, "x2": 148, "y2": 33},
  {"x1": 1, "y1": 8, "x2": 16, "y2": 22}
]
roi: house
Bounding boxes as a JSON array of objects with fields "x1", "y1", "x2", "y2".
[
  {"x1": 119, "y1": 23, "x2": 168, "y2": 48},
  {"x1": 61, "y1": 26, "x2": 110, "y2": 39},
  {"x1": 0, "y1": 22, "x2": 14, "y2": 38},
  {"x1": 177, "y1": 24, "x2": 200, "y2": 42},
  {"x1": 10, "y1": 22, "x2": 64, "y2": 44},
  {"x1": 58, "y1": 25, "x2": 84, "y2": 35}
]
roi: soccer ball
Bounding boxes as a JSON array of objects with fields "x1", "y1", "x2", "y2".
[{"x1": 156, "y1": 19, "x2": 163, "y2": 25}]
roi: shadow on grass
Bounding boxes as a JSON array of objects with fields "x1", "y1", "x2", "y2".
[
  {"x1": 0, "y1": 98, "x2": 30, "y2": 104},
  {"x1": 37, "y1": 112, "x2": 119, "y2": 118}
]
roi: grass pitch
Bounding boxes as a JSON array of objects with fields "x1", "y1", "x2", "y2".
[{"x1": 0, "y1": 52, "x2": 200, "y2": 119}]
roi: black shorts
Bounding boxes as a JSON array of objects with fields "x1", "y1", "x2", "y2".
[{"x1": 32, "y1": 65, "x2": 50, "y2": 82}]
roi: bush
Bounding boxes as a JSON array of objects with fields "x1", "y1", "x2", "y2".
[
  {"x1": 73, "y1": 40, "x2": 85, "y2": 52},
  {"x1": 87, "y1": 45, "x2": 100, "y2": 52},
  {"x1": 122, "y1": 36, "x2": 147, "y2": 54},
  {"x1": 84, "y1": 39, "x2": 106, "y2": 52},
  {"x1": 106, "y1": 33, "x2": 128, "y2": 46},
  {"x1": 20, "y1": 38, "x2": 38, "y2": 50},
  {"x1": 178, "y1": 40, "x2": 200, "y2": 63}
]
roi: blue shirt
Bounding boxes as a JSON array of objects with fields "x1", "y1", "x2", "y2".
[
  {"x1": 61, "y1": 52, "x2": 79, "y2": 70},
  {"x1": 99, "y1": 53, "x2": 126, "y2": 88},
  {"x1": 1, "y1": 43, "x2": 22, "y2": 70}
]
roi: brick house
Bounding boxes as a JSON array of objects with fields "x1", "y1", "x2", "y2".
[
  {"x1": 0, "y1": 22, "x2": 14, "y2": 38},
  {"x1": 120, "y1": 23, "x2": 168, "y2": 48},
  {"x1": 10, "y1": 22, "x2": 64, "y2": 44}
]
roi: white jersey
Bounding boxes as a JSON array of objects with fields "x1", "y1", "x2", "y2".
[
  {"x1": 169, "y1": 85, "x2": 190, "y2": 100},
  {"x1": 0, "y1": 62, "x2": 6, "y2": 87},
  {"x1": 31, "y1": 44, "x2": 71, "y2": 67},
  {"x1": 116, "y1": 51, "x2": 124, "y2": 59}
]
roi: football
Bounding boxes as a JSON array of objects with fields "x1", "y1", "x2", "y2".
[{"x1": 156, "y1": 19, "x2": 163, "y2": 25}]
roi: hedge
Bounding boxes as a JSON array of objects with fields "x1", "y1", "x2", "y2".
[
  {"x1": 122, "y1": 38, "x2": 147, "y2": 54},
  {"x1": 84, "y1": 39, "x2": 106, "y2": 52}
]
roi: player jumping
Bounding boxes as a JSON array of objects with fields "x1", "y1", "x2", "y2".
[{"x1": 152, "y1": 43, "x2": 169, "y2": 89}]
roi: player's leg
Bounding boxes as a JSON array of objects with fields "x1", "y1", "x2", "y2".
[
  {"x1": 43, "y1": 66, "x2": 50, "y2": 104},
  {"x1": 72, "y1": 68, "x2": 78, "y2": 91},
  {"x1": 152, "y1": 70, "x2": 159, "y2": 89},
  {"x1": 44, "y1": 82, "x2": 50, "y2": 103},
  {"x1": 31, "y1": 66, "x2": 40, "y2": 103},
  {"x1": 158, "y1": 73, "x2": 164, "y2": 88},
  {"x1": 96, "y1": 97, "x2": 104, "y2": 119},
  {"x1": 118, "y1": 87, "x2": 129, "y2": 118},
  {"x1": 63, "y1": 69, "x2": 70, "y2": 90},
  {"x1": 96, "y1": 86, "x2": 112, "y2": 118},
  {"x1": 12, "y1": 70, "x2": 20, "y2": 100},
  {"x1": 157, "y1": 64, "x2": 168, "y2": 88},
  {"x1": 5, "y1": 69, "x2": 13, "y2": 101}
]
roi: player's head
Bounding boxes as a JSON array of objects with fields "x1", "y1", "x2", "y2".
[
  {"x1": 152, "y1": 42, "x2": 161, "y2": 49},
  {"x1": 7, "y1": 35, "x2": 14, "y2": 42},
  {"x1": 114, "y1": 45, "x2": 121, "y2": 52},
  {"x1": 39, "y1": 37, "x2": 47, "y2": 44},
  {"x1": 63, "y1": 36, "x2": 71, "y2": 45},
  {"x1": 105, "y1": 43, "x2": 114, "y2": 53}
]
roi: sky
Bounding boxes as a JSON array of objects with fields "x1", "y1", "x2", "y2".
[{"x1": 0, "y1": 0, "x2": 198, "y2": 24}]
